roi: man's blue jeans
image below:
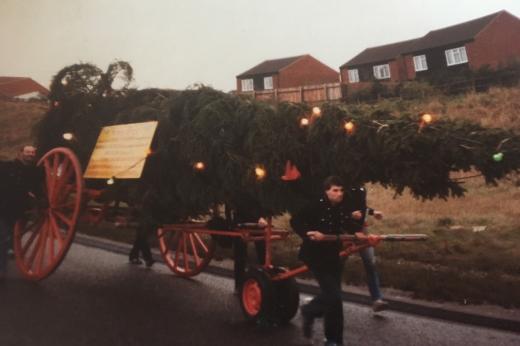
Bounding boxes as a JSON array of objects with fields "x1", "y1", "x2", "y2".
[{"x1": 359, "y1": 246, "x2": 383, "y2": 301}]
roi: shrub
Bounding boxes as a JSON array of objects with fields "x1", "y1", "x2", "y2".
[{"x1": 397, "y1": 81, "x2": 437, "y2": 100}]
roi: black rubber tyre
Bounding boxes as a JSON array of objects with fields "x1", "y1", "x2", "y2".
[
  {"x1": 240, "y1": 266, "x2": 300, "y2": 325},
  {"x1": 240, "y1": 267, "x2": 275, "y2": 323},
  {"x1": 273, "y1": 274, "x2": 300, "y2": 324}
]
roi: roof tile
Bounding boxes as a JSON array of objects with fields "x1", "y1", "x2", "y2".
[
  {"x1": 237, "y1": 55, "x2": 306, "y2": 78},
  {"x1": 0, "y1": 77, "x2": 49, "y2": 98}
]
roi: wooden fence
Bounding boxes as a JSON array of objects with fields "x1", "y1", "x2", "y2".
[{"x1": 240, "y1": 82, "x2": 344, "y2": 104}]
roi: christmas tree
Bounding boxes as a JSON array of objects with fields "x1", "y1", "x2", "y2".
[{"x1": 36, "y1": 62, "x2": 520, "y2": 221}]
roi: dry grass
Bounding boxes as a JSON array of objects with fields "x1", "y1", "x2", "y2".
[
  {"x1": 412, "y1": 87, "x2": 520, "y2": 131},
  {"x1": 367, "y1": 174, "x2": 520, "y2": 232}
]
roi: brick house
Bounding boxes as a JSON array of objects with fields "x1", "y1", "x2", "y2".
[
  {"x1": 340, "y1": 10, "x2": 520, "y2": 88},
  {"x1": 236, "y1": 54, "x2": 339, "y2": 93},
  {"x1": 0, "y1": 77, "x2": 49, "y2": 100},
  {"x1": 339, "y1": 39, "x2": 419, "y2": 91}
]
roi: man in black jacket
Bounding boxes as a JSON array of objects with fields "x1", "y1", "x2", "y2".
[
  {"x1": 0, "y1": 146, "x2": 40, "y2": 278},
  {"x1": 290, "y1": 176, "x2": 362, "y2": 346},
  {"x1": 129, "y1": 187, "x2": 159, "y2": 267}
]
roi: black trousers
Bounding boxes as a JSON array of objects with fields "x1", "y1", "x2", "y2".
[
  {"x1": 233, "y1": 238, "x2": 266, "y2": 290},
  {"x1": 302, "y1": 259, "x2": 344, "y2": 344},
  {"x1": 129, "y1": 224, "x2": 152, "y2": 261}
]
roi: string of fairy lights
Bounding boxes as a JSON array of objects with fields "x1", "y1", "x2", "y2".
[{"x1": 59, "y1": 105, "x2": 508, "y2": 186}]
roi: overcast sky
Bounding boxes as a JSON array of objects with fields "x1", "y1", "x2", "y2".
[{"x1": 1, "y1": 0, "x2": 519, "y2": 92}]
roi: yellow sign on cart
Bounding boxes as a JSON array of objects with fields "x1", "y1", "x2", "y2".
[{"x1": 84, "y1": 121, "x2": 158, "y2": 179}]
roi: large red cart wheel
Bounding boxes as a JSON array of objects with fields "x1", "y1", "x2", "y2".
[
  {"x1": 13, "y1": 147, "x2": 83, "y2": 281},
  {"x1": 157, "y1": 227, "x2": 216, "y2": 277}
]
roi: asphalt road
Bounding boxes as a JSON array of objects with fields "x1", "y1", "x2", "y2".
[{"x1": 1, "y1": 243, "x2": 519, "y2": 346}]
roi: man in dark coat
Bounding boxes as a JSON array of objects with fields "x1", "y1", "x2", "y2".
[
  {"x1": 290, "y1": 176, "x2": 362, "y2": 346},
  {"x1": 0, "y1": 146, "x2": 41, "y2": 278},
  {"x1": 129, "y1": 186, "x2": 160, "y2": 267}
]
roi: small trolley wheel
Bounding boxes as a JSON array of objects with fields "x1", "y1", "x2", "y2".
[
  {"x1": 157, "y1": 227, "x2": 216, "y2": 277},
  {"x1": 14, "y1": 147, "x2": 83, "y2": 281},
  {"x1": 240, "y1": 267, "x2": 275, "y2": 323}
]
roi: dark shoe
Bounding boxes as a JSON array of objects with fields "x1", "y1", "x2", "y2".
[
  {"x1": 372, "y1": 299, "x2": 389, "y2": 312},
  {"x1": 324, "y1": 341, "x2": 343, "y2": 346},
  {"x1": 129, "y1": 257, "x2": 143, "y2": 265},
  {"x1": 144, "y1": 258, "x2": 155, "y2": 267},
  {"x1": 301, "y1": 308, "x2": 314, "y2": 339}
]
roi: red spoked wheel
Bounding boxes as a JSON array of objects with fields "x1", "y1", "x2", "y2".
[
  {"x1": 14, "y1": 147, "x2": 83, "y2": 281},
  {"x1": 157, "y1": 227, "x2": 216, "y2": 277}
]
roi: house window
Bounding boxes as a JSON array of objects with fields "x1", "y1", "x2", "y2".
[
  {"x1": 445, "y1": 47, "x2": 468, "y2": 66},
  {"x1": 241, "y1": 78, "x2": 254, "y2": 91},
  {"x1": 348, "y1": 69, "x2": 359, "y2": 83},
  {"x1": 373, "y1": 64, "x2": 391, "y2": 79},
  {"x1": 413, "y1": 55, "x2": 428, "y2": 72},
  {"x1": 264, "y1": 76, "x2": 273, "y2": 90}
]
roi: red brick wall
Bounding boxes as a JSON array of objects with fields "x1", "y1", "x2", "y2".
[
  {"x1": 278, "y1": 55, "x2": 339, "y2": 88},
  {"x1": 468, "y1": 11, "x2": 520, "y2": 69},
  {"x1": 344, "y1": 81, "x2": 371, "y2": 92},
  {"x1": 403, "y1": 55, "x2": 416, "y2": 80},
  {"x1": 272, "y1": 75, "x2": 280, "y2": 89},
  {"x1": 388, "y1": 60, "x2": 401, "y2": 82}
]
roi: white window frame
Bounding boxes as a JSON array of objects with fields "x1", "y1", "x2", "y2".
[
  {"x1": 241, "y1": 78, "x2": 254, "y2": 92},
  {"x1": 348, "y1": 69, "x2": 359, "y2": 83},
  {"x1": 263, "y1": 76, "x2": 273, "y2": 90},
  {"x1": 373, "y1": 64, "x2": 391, "y2": 80},
  {"x1": 413, "y1": 55, "x2": 428, "y2": 72},
  {"x1": 445, "y1": 47, "x2": 468, "y2": 66}
]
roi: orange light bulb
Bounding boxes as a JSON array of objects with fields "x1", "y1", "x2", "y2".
[
  {"x1": 255, "y1": 166, "x2": 266, "y2": 180},
  {"x1": 344, "y1": 121, "x2": 355, "y2": 134},
  {"x1": 194, "y1": 161, "x2": 205, "y2": 171},
  {"x1": 62, "y1": 132, "x2": 74, "y2": 141},
  {"x1": 422, "y1": 113, "x2": 433, "y2": 124}
]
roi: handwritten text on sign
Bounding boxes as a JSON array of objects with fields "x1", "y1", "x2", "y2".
[{"x1": 84, "y1": 121, "x2": 158, "y2": 179}]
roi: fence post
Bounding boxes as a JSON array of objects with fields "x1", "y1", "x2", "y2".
[{"x1": 324, "y1": 84, "x2": 328, "y2": 101}]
